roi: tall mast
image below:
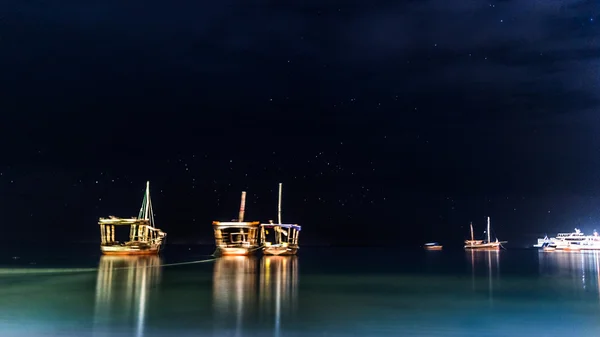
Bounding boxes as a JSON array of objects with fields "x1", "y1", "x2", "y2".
[
  {"x1": 138, "y1": 181, "x2": 154, "y2": 226},
  {"x1": 239, "y1": 191, "x2": 246, "y2": 222},
  {"x1": 487, "y1": 216, "x2": 491, "y2": 243},
  {"x1": 470, "y1": 222, "x2": 474, "y2": 242},
  {"x1": 144, "y1": 181, "x2": 150, "y2": 220},
  {"x1": 278, "y1": 183, "x2": 283, "y2": 224}
]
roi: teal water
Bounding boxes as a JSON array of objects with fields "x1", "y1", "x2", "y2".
[{"x1": 0, "y1": 247, "x2": 599, "y2": 336}]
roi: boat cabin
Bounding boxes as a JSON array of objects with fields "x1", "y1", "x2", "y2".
[
  {"x1": 99, "y1": 216, "x2": 166, "y2": 255},
  {"x1": 212, "y1": 221, "x2": 261, "y2": 251},
  {"x1": 260, "y1": 221, "x2": 301, "y2": 251}
]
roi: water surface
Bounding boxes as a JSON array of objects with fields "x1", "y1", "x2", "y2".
[{"x1": 0, "y1": 247, "x2": 598, "y2": 336}]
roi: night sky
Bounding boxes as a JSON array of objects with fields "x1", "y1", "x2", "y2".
[{"x1": 2, "y1": 0, "x2": 600, "y2": 247}]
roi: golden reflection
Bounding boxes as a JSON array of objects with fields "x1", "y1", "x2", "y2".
[
  {"x1": 538, "y1": 250, "x2": 600, "y2": 296},
  {"x1": 93, "y1": 255, "x2": 162, "y2": 337},
  {"x1": 259, "y1": 256, "x2": 299, "y2": 337},
  {"x1": 212, "y1": 256, "x2": 259, "y2": 336},
  {"x1": 468, "y1": 249, "x2": 500, "y2": 304}
]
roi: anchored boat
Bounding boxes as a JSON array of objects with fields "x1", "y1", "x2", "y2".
[
  {"x1": 98, "y1": 181, "x2": 167, "y2": 255},
  {"x1": 464, "y1": 217, "x2": 506, "y2": 250},
  {"x1": 212, "y1": 191, "x2": 260, "y2": 256},
  {"x1": 533, "y1": 235, "x2": 553, "y2": 248},
  {"x1": 537, "y1": 229, "x2": 600, "y2": 251},
  {"x1": 424, "y1": 242, "x2": 443, "y2": 250},
  {"x1": 260, "y1": 183, "x2": 301, "y2": 256}
]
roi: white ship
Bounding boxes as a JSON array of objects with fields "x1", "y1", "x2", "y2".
[{"x1": 536, "y1": 228, "x2": 600, "y2": 251}]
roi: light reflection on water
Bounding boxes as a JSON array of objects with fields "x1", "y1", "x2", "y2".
[
  {"x1": 211, "y1": 256, "x2": 298, "y2": 337},
  {"x1": 212, "y1": 256, "x2": 259, "y2": 336},
  {"x1": 467, "y1": 250, "x2": 500, "y2": 304},
  {"x1": 538, "y1": 250, "x2": 600, "y2": 297},
  {"x1": 259, "y1": 256, "x2": 298, "y2": 337},
  {"x1": 93, "y1": 256, "x2": 162, "y2": 337},
  {"x1": 4, "y1": 249, "x2": 600, "y2": 336}
]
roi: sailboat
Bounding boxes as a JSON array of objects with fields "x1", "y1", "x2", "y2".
[
  {"x1": 98, "y1": 181, "x2": 167, "y2": 255},
  {"x1": 464, "y1": 217, "x2": 506, "y2": 250},
  {"x1": 260, "y1": 183, "x2": 301, "y2": 256},
  {"x1": 212, "y1": 191, "x2": 261, "y2": 256}
]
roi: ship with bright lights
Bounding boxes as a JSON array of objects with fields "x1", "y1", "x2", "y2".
[{"x1": 535, "y1": 228, "x2": 600, "y2": 251}]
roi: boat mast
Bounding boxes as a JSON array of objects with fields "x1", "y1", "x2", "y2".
[
  {"x1": 138, "y1": 181, "x2": 155, "y2": 226},
  {"x1": 278, "y1": 183, "x2": 283, "y2": 224},
  {"x1": 487, "y1": 216, "x2": 491, "y2": 243},
  {"x1": 470, "y1": 222, "x2": 474, "y2": 242},
  {"x1": 239, "y1": 191, "x2": 246, "y2": 222},
  {"x1": 144, "y1": 181, "x2": 151, "y2": 220}
]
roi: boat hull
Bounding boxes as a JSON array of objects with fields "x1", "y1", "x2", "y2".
[
  {"x1": 263, "y1": 246, "x2": 298, "y2": 256},
  {"x1": 215, "y1": 246, "x2": 258, "y2": 256},
  {"x1": 101, "y1": 246, "x2": 161, "y2": 256},
  {"x1": 553, "y1": 244, "x2": 600, "y2": 251},
  {"x1": 424, "y1": 246, "x2": 443, "y2": 251},
  {"x1": 464, "y1": 243, "x2": 501, "y2": 250}
]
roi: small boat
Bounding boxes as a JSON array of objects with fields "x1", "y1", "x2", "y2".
[
  {"x1": 533, "y1": 235, "x2": 553, "y2": 248},
  {"x1": 464, "y1": 217, "x2": 506, "y2": 250},
  {"x1": 98, "y1": 181, "x2": 167, "y2": 255},
  {"x1": 261, "y1": 183, "x2": 301, "y2": 256},
  {"x1": 212, "y1": 191, "x2": 260, "y2": 256},
  {"x1": 424, "y1": 242, "x2": 443, "y2": 250}
]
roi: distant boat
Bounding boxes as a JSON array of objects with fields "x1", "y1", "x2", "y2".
[
  {"x1": 424, "y1": 242, "x2": 443, "y2": 250},
  {"x1": 464, "y1": 217, "x2": 506, "y2": 250},
  {"x1": 212, "y1": 191, "x2": 260, "y2": 256},
  {"x1": 260, "y1": 183, "x2": 301, "y2": 256},
  {"x1": 98, "y1": 181, "x2": 167, "y2": 255},
  {"x1": 533, "y1": 235, "x2": 552, "y2": 248}
]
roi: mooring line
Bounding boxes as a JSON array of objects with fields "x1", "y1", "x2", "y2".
[{"x1": 0, "y1": 256, "x2": 219, "y2": 275}]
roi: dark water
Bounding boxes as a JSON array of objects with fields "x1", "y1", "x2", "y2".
[{"x1": 0, "y1": 247, "x2": 599, "y2": 336}]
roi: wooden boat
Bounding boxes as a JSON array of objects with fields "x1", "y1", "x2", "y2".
[
  {"x1": 424, "y1": 242, "x2": 443, "y2": 250},
  {"x1": 212, "y1": 191, "x2": 260, "y2": 256},
  {"x1": 98, "y1": 181, "x2": 167, "y2": 255},
  {"x1": 260, "y1": 183, "x2": 301, "y2": 256},
  {"x1": 464, "y1": 217, "x2": 506, "y2": 250}
]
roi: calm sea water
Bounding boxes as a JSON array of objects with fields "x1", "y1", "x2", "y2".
[{"x1": 0, "y1": 246, "x2": 599, "y2": 336}]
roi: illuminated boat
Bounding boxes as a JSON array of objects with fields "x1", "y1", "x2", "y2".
[
  {"x1": 98, "y1": 181, "x2": 167, "y2": 255},
  {"x1": 424, "y1": 242, "x2": 443, "y2": 250},
  {"x1": 260, "y1": 183, "x2": 301, "y2": 256},
  {"x1": 464, "y1": 217, "x2": 506, "y2": 250},
  {"x1": 533, "y1": 235, "x2": 554, "y2": 248},
  {"x1": 543, "y1": 229, "x2": 600, "y2": 251},
  {"x1": 212, "y1": 191, "x2": 260, "y2": 256}
]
